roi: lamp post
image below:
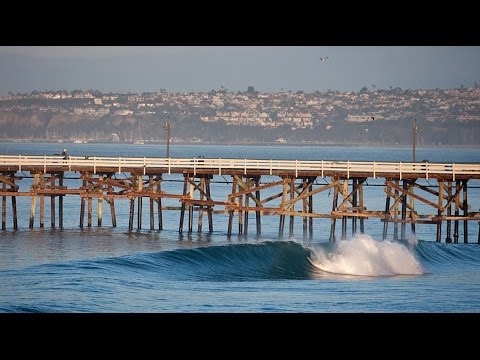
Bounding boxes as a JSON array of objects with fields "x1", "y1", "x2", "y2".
[
  {"x1": 412, "y1": 118, "x2": 417, "y2": 162},
  {"x1": 164, "y1": 117, "x2": 170, "y2": 158}
]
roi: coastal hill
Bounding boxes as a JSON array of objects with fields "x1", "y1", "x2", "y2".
[{"x1": 1, "y1": 86, "x2": 479, "y2": 146}]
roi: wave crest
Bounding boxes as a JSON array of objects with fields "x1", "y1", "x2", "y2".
[{"x1": 311, "y1": 235, "x2": 423, "y2": 276}]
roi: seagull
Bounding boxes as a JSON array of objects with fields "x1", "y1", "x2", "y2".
[
  {"x1": 367, "y1": 116, "x2": 374, "y2": 121},
  {"x1": 319, "y1": 57, "x2": 329, "y2": 62}
]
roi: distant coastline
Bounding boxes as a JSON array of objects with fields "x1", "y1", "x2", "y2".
[
  {"x1": 1, "y1": 138, "x2": 480, "y2": 149},
  {"x1": 2, "y1": 87, "x2": 480, "y2": 147}
]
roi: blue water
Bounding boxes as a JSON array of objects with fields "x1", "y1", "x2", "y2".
[{"x1": 1, "y1": 142, "x2": 480, "y2": 312}]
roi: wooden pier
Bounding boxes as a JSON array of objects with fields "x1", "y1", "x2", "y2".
[{"x1": 1, "y1": 155, "x2": 480, "y2": 243}]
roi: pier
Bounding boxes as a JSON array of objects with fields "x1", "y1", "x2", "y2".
[{"x1": 1, "y1": 154, "x2": 480, "y2": 243}]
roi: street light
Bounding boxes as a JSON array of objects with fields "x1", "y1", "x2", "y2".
[
  {"x1": 412, "y1": 118, "x2": 417, "y2": 162},
  {"x1": 164, "y1": 117, "x2": 170, "y2": 158}
]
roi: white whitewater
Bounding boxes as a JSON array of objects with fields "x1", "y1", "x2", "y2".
[{"x1": 311, "y1": 234, "x2": 423, "y2": 276}]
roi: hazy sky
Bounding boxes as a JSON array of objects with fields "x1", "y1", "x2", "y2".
[{"x1": 0, "y1": 46, "x2": 479, "y2": 95}]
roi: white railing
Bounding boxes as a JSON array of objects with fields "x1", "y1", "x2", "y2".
[{"x1": 1, "y1": 155, "x2": 480, "y2": 180}]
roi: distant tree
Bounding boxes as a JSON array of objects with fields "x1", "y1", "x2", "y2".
[{"x1": 359, "y1": 86, "x2": 368, "y2": 94}]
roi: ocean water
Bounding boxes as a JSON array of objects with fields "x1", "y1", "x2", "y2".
[{"x1": 1, "y1": 142, "x2": 480, "y2": 312}]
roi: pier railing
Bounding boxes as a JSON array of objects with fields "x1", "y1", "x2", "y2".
[{"x1": 1, "y1": 155, "x2": 480, "y2": 180}]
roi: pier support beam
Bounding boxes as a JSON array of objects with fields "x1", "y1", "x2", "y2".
[
  {"x1": 436, "y1": 181, "x2": 444, "y2": 242},
  {"x1": 255, "y1": 177, "x2": 261, "y2": 236},
  {"x1": 383, "y1": 179, "x2": 392, "y2": 240},
  {"x1": 179, "y1": 174, "x2": 215, "y2": 234},
  {"x1": 393, "y1": 180, "x2": 399, "y2": 241},
  {"x1": 289, "y1": 178, "x2": 295, "y2": 237},
  {"x1": 278, "y1": 177, "x2": 288, "y2": 239},
  {"x1": 97, "y1": 175, "x2": 103, "y2": 227},
  {"x1": 0, "y1": 172, "x2": 18, "y2": 230},
  {"x1": 409, "y1": 180, "x2": 416, "y2": 235},
  {"x1": 157, "y1": 178, "x2": 163, "y2": 230},
  {"x1": 463, "y1": 180, "x2": 468, "y2": 243},
  {"x1": 330, "y1": 177, "x2": 339, "y2": 242},
  {"x1": 137, "y1": 175, "x2": 143, "y2": 230},
  {"x1": 446, "y1": 181, "x2": 452, "y2": 243},
  {"x1": 1, "y1": 180, "x2": 5, "y2": 230},
  {"x1": 149, "y1": 175, "x2": 154, "y2": 230},
  {"x1": 39, "y1": 174, "x2": 45, "y2": 228},
  {"x1": 59, "y1": 173, "x2": 64, "y2": 228},
  {"x1": 454, "y1": 180, "x2": 460, "y2": 243},
  {"x1": 352, "y1": 178, "x2": 358, "y2": 237},
  {"x1": 50, "y1": 174, "x2": 56, "y2": 228},
  {"x1": 401, "y1": 180, "x2": 407, "y2": 240},
  {"x1": 341, "y1": 179, "x2": 348, "y2": 240},
  {"x1": 29, "y1": 173, "x2": 39, "y2": 228}
]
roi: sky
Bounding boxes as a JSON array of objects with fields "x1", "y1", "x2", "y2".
[{"x1": 0, "y1": 46, "x2": 479, "y2": 95}]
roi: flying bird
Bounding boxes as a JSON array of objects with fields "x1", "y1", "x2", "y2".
[{"x1": 319, "y1": 57, "x2": 328, "y2": 62}]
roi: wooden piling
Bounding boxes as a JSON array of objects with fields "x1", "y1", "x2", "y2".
[
  {"x1": 188, "y1": 177, "x2": 194, "y2": 233},
  {"x1": 138, "y1": 196, "x2": 142, "y2": 230},
  {"x1": 149, "y1": 175, "x2": 154, "y2": 230},
  {"x1": 359, "y1": 179, "x2": 365, "y2": 234},
  {"x1": 206, "y1": 177, "x2": 213, "y2": 232},
  {"x1": 330, "y1": 178, "x2": 338, "y2": 242},
  {"x1": 156, "y1": 180, "x2": 162, "y2": 230},
  {"x1": 383, "y1": 180, "x2": 391, "y2": 240},
  {"x1": 243, "y1": 178, "x2": 249, "y2": 235},
  {"x1": 1, "y1": 180, "x2": 5, "y2": 230},
  {"x1": 454, "y1": 180, "x2": 460, "y2": 243},
  {"x1": 87, "y1": 183, "x2": 92, "y2": 228},
  {"x1": 29, "y1": 175, "x2": 37, "y2": 229},
  {"x1": 50, "y1": 174, "x2": 55, "y2": 228},
  {"x1": 238, "y1": 187, "x2": 243, "y2": 235},
  {"x1": 255, "y1": 177, "x2": 261, "y2": 235},
  {"x1": 11, "y1": 175, "x2": 17, "y2": 230},
  {"x1": 227, "y1": 176, "x2": 236, "y2": 236},
  {"x1": 393, "y1": 180, "x2": 399, "y2": 241},
  {"x1": 436, "y1": 181, "x2": 443, "y2": 242},
  {"x1": 302, "y1": 178, "x2": 307, "y2": 238},
  {"x1": 352, "y1": 178, "x2": 358, "y2": 236},
  {"x1": 341, "y1": 179, "x2": 347, "y2": 240},
  {"x1": 445, "y1": 181, "x2": 452, "y2": 243},
  {"x1": 79, "y1": 177, "x2": 85, "y2": 228},
  {"x1": 409, "y1": 180, "x2": 416, "y2": 235},
  {"x1": 289, "y1": 177, "x2": 295, "y2": 237},
  {"x1": 179, "y1": 175, "x2": 188, "y2": 233},
  {"x1": 59, "y1": 173, "x2": 63, "y2": 228},
  {"x1": 108, "y1": 183, "x2": 116, "y2": 227},
  {"x1": 463, "y1": 180, "x2": 468, "y2": 243},
  {"x1": 129, "y1": 197, "x2": 134, "y2": 230},
  {"x1": 39, "y1": 174, "x2": 45, "y2": 228},
  {"x1": 198, "y1": 177, "x2": 204, "y2": 232},
  {"x1": 308, "y1": 179, "x2": 313, "y2": 239},
  {"x1": 98, "y1": 175, "x2": 103, "y2": 227},
  {"x1": 279, "y1": 177, "x2": 288, "y2": 239},
  {"x1": 401, "y1": 180, "x2": 407, "y2": 240},
  {"x1": 137, "y1": 175, "x2": 142, "y2": 230}
]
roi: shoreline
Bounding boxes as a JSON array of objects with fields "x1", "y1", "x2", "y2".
[{"x1": 1, "y1": 139, "x2": 480, "y2": 149}]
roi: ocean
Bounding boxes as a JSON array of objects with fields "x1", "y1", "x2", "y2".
[{"x1": 1, "y1": 142, "x2": 479, "y2": 312}]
